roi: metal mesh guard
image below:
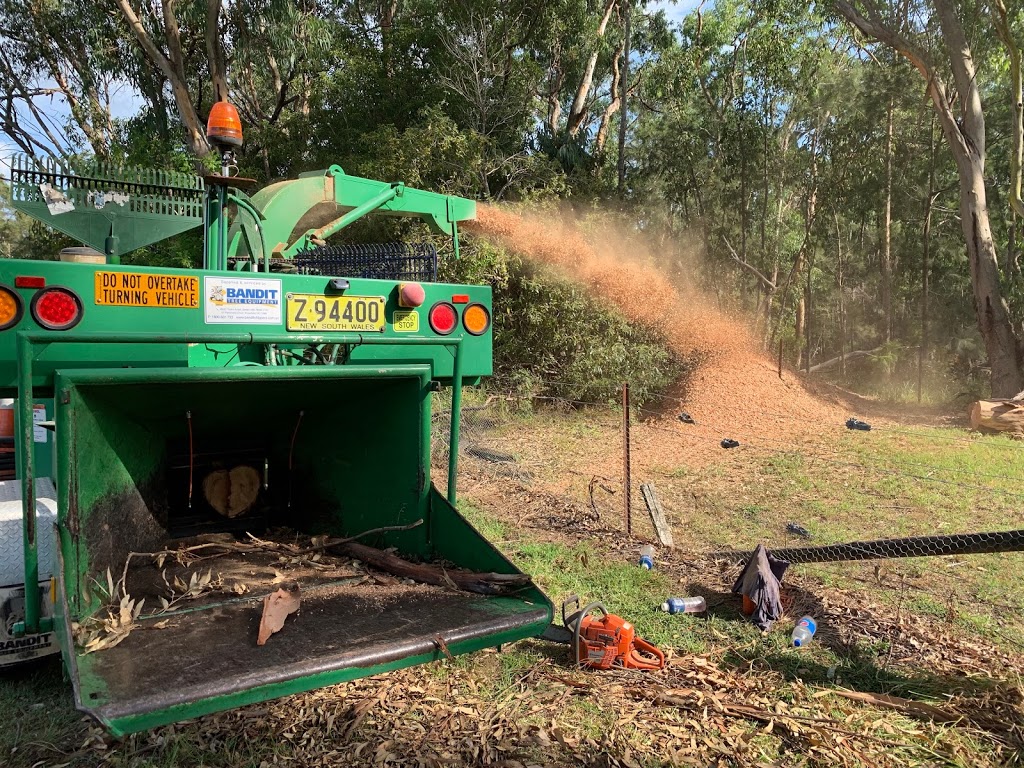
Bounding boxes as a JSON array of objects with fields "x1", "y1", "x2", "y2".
[{"x1": 294, "y1": 242, "x2": 437, "y2": 282}]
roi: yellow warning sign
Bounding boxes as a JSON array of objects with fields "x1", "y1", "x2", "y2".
[
  {"x1": 393, "y1": 310, "x2": 419, "y2": 332},
  {"x1": 94, "y1": 271, "x2": 199, "y2": 309}
]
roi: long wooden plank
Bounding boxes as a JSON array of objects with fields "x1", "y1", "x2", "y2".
[{"x1": 640, "y1": 482, "x2": 674, "y2": 548}]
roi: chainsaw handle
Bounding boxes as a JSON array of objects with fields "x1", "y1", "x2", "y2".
[
  {"x1": 561, "y1": 595, "x2": 581, "y2": 628},
  {"x1": 562, "y1": 595, "x2": 607, "y2": 629},
  {"x1": 628, "y1": 635, "x2": 666, "y2": 670}
]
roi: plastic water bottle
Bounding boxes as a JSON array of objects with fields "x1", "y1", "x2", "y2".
[
  {"x1": 791, "y1": 616, "x2": 817, "y2": 647},
  {"x1": 639, "y1": 545, "x2": 655, "y2": 570},
  {"x1": 660, "y1": 596, "x2": 706, "y2": 614}
]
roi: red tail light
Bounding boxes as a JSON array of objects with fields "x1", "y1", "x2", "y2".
[
  {"x1": 31, "y1": 287, "x2": 83, "y2": 330},
  {"x1": 428, "y1": 301, "x2": 458, "y2": 335}
]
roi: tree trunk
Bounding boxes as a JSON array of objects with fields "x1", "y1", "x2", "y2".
[
  {"x1": 969, "y1": 399, "x2": 1024, "y2": 434},
  {"x1": 919, "y1": 118, "x2": 936, "y2": 404},
  {"x1": 881, "y1": 96, "x2": 894, "y2": 343},
  {"x1": 794, "y1": 297, "x2": 806, "y2": 367},
  {"x1": 380, "y1": 0, "x2": 399, "y2": 77},
  {"x1": 595, "y1": 37, "x2": 625, "y2": 152},
  {"x1": 566, "y1": 0, "x2": 618, "y2": 137},
  {"x1": 793, "y1": 120, "x2": 822, "y2": 368},
  {"x1": 546, "y1": 43, "x2": 564, "y2": 134},
  {"x1": 616, "y1": 5, "x2": 631, "y2": 196},
  {"x1": 804, "y1": 245, "x2": 815, "y2": 372},
  {"x1": 1009, "y1": 212, "x2": 1019, "y2": 279},
  {"x1": 114, "y1": 0, "x2": 212, "y2": 157},
  {"x1": 836, "y1": 212, "x2": 847, "y2": 377},
  {"x1": 958, "y1": 159, "x2": 1022, "y2": 395},
  {"x1": 205, "y1": 0, "x2": 229, "y2": 102}
]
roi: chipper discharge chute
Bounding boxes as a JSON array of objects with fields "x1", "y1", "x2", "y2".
[{"x1": 1, "y1": 122, "x2": 551, "y2": 735}]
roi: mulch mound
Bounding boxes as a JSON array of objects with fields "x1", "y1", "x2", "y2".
[{"x1": 468, "y1": 206, "x2": 845, "y2": 468}]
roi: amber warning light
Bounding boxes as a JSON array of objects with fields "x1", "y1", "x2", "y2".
[
  {"x1": 0, "y1": 285, "x2": 23, "y2": 330},
  {"x1": 206, "y1": 101, "x2": 243, "y2": 147},
  {"x1": 462, "y1": 303, "x2": 490, "y2": 336}
]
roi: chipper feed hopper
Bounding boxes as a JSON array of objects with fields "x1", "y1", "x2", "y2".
[{"x1": 0, "y1": 109, "x2": 551, "y2": 735}]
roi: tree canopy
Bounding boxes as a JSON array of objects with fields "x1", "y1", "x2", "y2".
[{"x1": 2, "y1": 0, "x2": 1024, "y2": 398}]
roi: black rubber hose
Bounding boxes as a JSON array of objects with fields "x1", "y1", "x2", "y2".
[{"x1": 711, "y1": 528, "x2": 1024, "y2": 564}]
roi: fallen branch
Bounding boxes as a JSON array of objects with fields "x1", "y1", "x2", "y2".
[
  {"x1": 289, "y1": 519, "x2": 425, "y2": 556},
  {"x1": 651, "y1": 690, "x2": 946, "y2": 752},
  {"x1": 831, "y1": 689, "x2": 961, "y2": 723},
  {"x1": 588, "y1": 475, "x2": 615, "y2": 521},
  {"x1": 806, "y1": 346, "x2": 885, "y2": 374},
  {"x1": 335, "y1": 541, "x2": 530, "y2": 595}
]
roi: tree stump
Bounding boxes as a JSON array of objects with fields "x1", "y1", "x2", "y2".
[
  {"x1": 969, "y1": 399, "x2": 1024, "y2": 435},
  {"x1": 202, "y1": 465, "x2": 261, "y2": 518}
]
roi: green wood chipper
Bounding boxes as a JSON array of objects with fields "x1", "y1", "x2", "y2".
[{"x1": 0, "y1": 106, "x2": 552, "y2": 736}]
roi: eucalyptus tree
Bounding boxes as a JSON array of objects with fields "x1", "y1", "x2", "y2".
[
  {"x1": 0, "y1": 0, "x2": 124, "y2": 158},
  {"x1": 834, "y1": 0, "x2": 1024, "y2": 396},
  {"x1": 110, "y1": 0, "x2": 331, "y2": 162}
]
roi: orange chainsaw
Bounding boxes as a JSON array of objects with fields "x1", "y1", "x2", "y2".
[{"x1": 542, "y1": 596, "x2": 665, "y2": 671}]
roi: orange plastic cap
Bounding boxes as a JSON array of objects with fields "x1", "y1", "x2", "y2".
[{"x1": 207, "y1": 101, "x2": 243, "y2": 147}]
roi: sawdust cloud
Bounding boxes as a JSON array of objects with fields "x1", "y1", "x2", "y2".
[{"x1": 465, "y1": 204, "x2": 838, "y2": 449}]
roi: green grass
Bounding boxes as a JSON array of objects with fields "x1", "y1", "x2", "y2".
[{"x1": 0, "y1": 660, "x2": 82, "y2": 765}]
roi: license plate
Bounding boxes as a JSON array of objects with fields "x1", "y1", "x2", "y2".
[{"x1": 286, "y1": 294, "x2": 386, "y2": 332}]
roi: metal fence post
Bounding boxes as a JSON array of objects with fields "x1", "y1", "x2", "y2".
[{"x1": 622, "y1": 381, "x2": 631, "y2": 535}]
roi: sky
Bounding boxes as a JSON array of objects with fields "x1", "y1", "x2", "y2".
[{"x1": 651, "y1": 0, "x2": 704, "y2": 25}]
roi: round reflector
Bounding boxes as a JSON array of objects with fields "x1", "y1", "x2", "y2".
[
  {"x1": 462, "y1": 303, "x2": 491, "y2": 336},
  {"x1": 0, "y1": 285, "x2": 24, "y2": 331},
  {"x1": 31, "y1": 287, "x2": 82, "y2": 331},
  {"x1": 206, "y1": 101, "x2": 244, "y2": 147},
  {"x1": 428, "y1": 301, "x2": 458, "y2": 335}
]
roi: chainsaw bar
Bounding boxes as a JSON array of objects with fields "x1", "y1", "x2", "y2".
[{"x1": 540, "y1": 624, "x2": 573, "y2": 645}]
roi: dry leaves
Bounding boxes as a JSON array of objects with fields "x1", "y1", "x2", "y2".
[{"x1": 72, "y1": 593, "x2": 145, "y2": 654}]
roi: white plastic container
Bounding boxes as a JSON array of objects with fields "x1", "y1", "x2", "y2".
[{"x1": 639, "y1": 544, "x2": 655, "y2": 570}]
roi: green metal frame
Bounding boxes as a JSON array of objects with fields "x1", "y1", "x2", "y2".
[
  {"x1": 0, "y1": 155, "x2": 552, "y2": 737},
  {"x1": 48, "y1": 362, "x2": 549, "y2": 735},
  {"x1": 8, "y1": 153, "x2": 475, "y2": 270}
]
